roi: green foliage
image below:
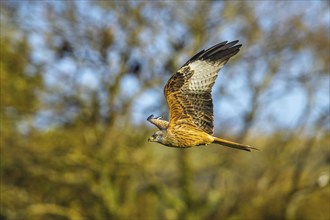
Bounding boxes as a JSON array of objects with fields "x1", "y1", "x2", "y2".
[{"x1": 1, "y1": 1, "x2": 329, "y2": 220}]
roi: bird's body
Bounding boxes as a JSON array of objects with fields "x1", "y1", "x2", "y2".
[
  {"x1": 164, "y1": 124, "x2": 214, "y2": 148},
  {"x1": 147, "y1": 41, "x2": 257, "y2": 152}
]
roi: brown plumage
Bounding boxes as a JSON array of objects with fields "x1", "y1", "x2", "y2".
[{"x1": 147, "y1": 41, "x2": 258, "y2": 151}]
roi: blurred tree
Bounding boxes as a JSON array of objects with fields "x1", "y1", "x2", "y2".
[
  {"x1": 1, "y1": 1, "x2": 329, "y2": 220},
  {"x1": 1, "y1": 4, "x2": 44, "y2": 219}
]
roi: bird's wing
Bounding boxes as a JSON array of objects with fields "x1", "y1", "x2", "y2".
[{"x1": 164, "y1": 41, "x2": 241, "y2": 135}]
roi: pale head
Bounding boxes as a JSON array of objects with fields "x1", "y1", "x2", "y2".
[{"x1": 148, "y1": 130, "x2": 165, "y2": 144}]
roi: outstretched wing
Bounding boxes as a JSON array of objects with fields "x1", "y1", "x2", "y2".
[{"x1": 164, "y1": 41, "x2": 241, "y2": 135}]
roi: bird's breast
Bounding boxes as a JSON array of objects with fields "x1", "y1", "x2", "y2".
[{"x1": 166, "y1": 125, "x2": 213, "y2": 148}]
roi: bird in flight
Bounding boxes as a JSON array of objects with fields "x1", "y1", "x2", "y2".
[{"x1": 147, "y1": 41, "x2": 257, "y2": 151}]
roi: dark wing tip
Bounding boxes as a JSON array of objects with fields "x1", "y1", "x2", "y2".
[
  {"x1": 182, "y1": 40, "x2": 242, "y2": 67},
  {"x1": 202, "y1": 40, "x2": 241, "y2": 62},
  {"x1": 147, "y1": 114, "x2": 154, "y2": 121}
]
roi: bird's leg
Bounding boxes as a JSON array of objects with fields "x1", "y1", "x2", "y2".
[{"x1": 147, "y1": 114, "x2": 169, "y2": 130}]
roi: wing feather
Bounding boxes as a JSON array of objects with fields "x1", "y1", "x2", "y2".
[{"x1": 164, "y1": 41, "x2": 241, "y2": 134}]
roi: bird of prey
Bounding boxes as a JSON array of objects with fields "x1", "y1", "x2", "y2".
[{"x1": 147, "y1": 41, "x2": 257, "y2": 151}]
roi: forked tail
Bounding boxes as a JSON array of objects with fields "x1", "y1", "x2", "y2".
[{"x1": 213, "y1": 137, "x2": 259, "y2": 152}]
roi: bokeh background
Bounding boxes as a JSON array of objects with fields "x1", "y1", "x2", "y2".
[{"x1": 1, "y1": 1, "x2": 329, "y2": 220}]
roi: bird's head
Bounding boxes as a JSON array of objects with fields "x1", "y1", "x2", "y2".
[{"x1": 148, "y1": 131, "x2": 165, "y2": 144}]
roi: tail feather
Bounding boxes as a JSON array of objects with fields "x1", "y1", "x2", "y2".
[{"x1": 213, "y1": 137, "x2": 258, "y2": 152}]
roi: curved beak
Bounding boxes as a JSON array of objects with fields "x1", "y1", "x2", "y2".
[{"x1": 148, "y1": 137, "x2": 154, "y2": 142}]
